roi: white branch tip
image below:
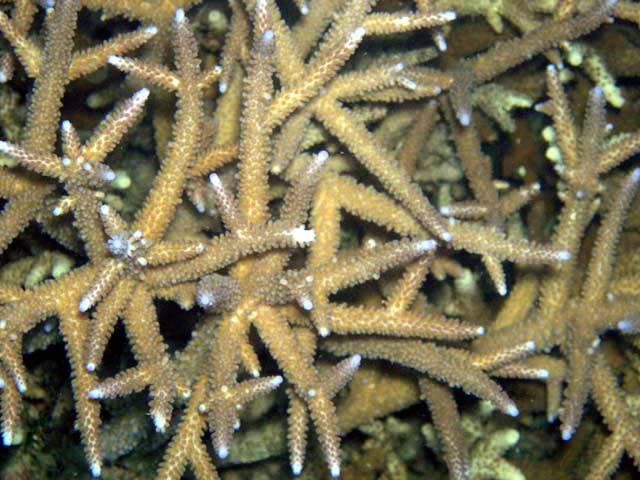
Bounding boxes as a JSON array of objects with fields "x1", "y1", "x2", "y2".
[
  {"x1": 417, "y1": 239, "x2": 437, "y2": 252},
  {"x1": 88, "y1": 388, "x2": 103, "y2": 399},
  {"x1": 351, "y1": 26, "x2": 366, "y2": 40},
  {"x1": 316, "y1": 150, "x2": 329, "y2": 163},
  {"x1": 263, "y1": 29, "x2": 275, "y2": 44},
  {"x1": 107, "y1": 55, "x2": 125, "y2": 68},
  {"x1": 506, "y1": 404, "x2": 519, "y2": 417},
  {"x1": 442, "y1": 11, "x2": 456, "y2": 21},
  {"x1": 217, "y1": 445, "x2": 229, "y2": 459},
  {"x1": 79, "y1": 298, "x2": 92, "y2": 313},
  {"x1": 133, "y1": 88, "x2": 150, "y2": 103},
  {"x1": 290, "y1": 226, "x2": 315, "y2": 244},
  {"x1": 153, "y1": 413, "x2": 167, "y2": 432},
  {"x1": 350, "y1": 354, "x2": 362, "y2": 368},
  {"x1": 90, "y1": 463, "x2": 101, "y2": 478},
  {"x1": 457, "y1": 111, "x2": 470, "y2": 126},
  {"x1": 209, "y1": 173, "x2": 223, "y2": 188}
]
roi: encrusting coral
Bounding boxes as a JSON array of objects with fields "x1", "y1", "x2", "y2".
[{"x1": 0, "y1": 0, "x2": 638, "y2": 479}]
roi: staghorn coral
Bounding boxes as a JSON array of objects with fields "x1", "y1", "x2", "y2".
[{"x1": 0, "y1": 0, "x2": 638, "y2": 479}]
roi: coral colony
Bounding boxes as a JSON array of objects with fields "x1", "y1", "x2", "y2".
[{"x1": 0, "y1": 0, "x2": 639, "y2": 478}]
